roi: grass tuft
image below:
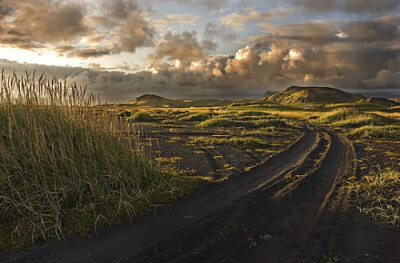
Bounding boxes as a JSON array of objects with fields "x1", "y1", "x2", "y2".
[
  {"x1": 348, "y1": 169, "x2": 400, "y2": 227},
  {"x1": 128, "y1": 112, "x2": 155, "y2": 122},
  {"x1": 197, "y1": 118, "x2": 240, "y2": 128},
  {"x1": 180, "y1": 113, "x2": 212, "y2": 122},
  {"x1": 190, "y1": 136, "x2": 267, "y2": 149}
]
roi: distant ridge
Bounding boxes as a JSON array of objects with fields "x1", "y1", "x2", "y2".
[
  {"x1": 358, "y1": 98, "x2": 399, "y2": 108},
  {"x1": 392, "y1": 97, "x2": 400, "y2": 103},
  {"x1": 128, "y1": 94, "x2": 232, "y2": 107},
  {"x1": 265, "y1": 86, "x2": 365, "y2": 104},
  {"x1": 132, "y1": 94, "x2": 171, "y2": 106},
  {"x1": 136, "y1": 94, "x2": 165, "y2": 101}
]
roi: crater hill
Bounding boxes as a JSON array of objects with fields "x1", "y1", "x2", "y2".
[
  {"x1": 264, "y1": 86, "x2": 365, "y2": 104},
  {"x1": 264, "y1": 86, "x2": 399, "y2": 107}
]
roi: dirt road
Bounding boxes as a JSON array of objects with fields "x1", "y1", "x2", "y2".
[{"x1": 2, "y1": 126, "x2": 400, "y2": 263}]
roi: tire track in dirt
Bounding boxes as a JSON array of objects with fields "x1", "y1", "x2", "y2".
[
  {"x1": 130, "y1": 127, "x2": 358, "y2": 263},
  {"x1": 131, "y1": 128, "x2": 335, "y2": 263},
  {"x1": 2, "y1": 126, "x2": 319, "y2": 263},
  {"x1": 267, "y1": 129, "x2": 354, "y2": 262}
]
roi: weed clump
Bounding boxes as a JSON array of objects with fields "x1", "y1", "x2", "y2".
[
  {"x1": 128, "y1": 112, "x2": 155, "y2": 122},
  {"x1": 115, "y1": 109, "x2": 136, "y2": 118},
  {"x1": 197, "y1": 118, "x2": 240, "y2": 128},
  {"x1": 190, "y1": 137, "x2": 267, "y2": 149},
  {"x1": 348, "y1": 169, "x2": 400, "y2": 227},
  {"x1": 180, "y1": 113, "x2": 212, "y2": 122}
]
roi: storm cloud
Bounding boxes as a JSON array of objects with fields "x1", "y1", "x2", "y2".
[
  {"x1": 0, "y1": 0, "x2": 154, "y2": 55},
  {"x1": 0, "y1": 0, "x2": 399, "y2": 100}
]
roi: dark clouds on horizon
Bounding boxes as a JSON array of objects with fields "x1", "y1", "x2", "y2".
[{"x1": 0, "y1": 0, "x2": 399, "y2": 101}]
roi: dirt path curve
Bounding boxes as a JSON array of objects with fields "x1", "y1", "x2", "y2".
[{"x1": 2, "y1": 126, "x2": 399, "y2": 262}]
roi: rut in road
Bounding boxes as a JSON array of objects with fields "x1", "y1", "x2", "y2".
[
  {"x1": 2, "y1": 126, "x2": 320, "y2": 263},
  {"x1": 132, "y1": 128, "x2": 356, "y2": 263}
]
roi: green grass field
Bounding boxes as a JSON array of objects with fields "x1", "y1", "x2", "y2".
[{"x1": 1, "y1": 74, "x2": 399, "y2": 253}]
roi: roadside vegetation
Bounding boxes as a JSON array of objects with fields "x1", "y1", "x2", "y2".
[
  {"x1": 349, "y1": 125, "x2": 400, "y2": 138},
  {"x1": 315, "y1": 108, "x2": 398, "y2": 128},
  {"x1": 307, "y1": 107, "x2": 400, "y2": 226},
  {"x1": 0, "y1": 72, "x2": 194, "y2": 252},
  {"x1": 197, "y1": 116, "x2": 290, "y2": 129},
  {"x1": 190, "y1": 136, "x2": 267, "y2": 149},
  {"x1": 348, "y1": 169, "x2": 400, "y2": 227}
]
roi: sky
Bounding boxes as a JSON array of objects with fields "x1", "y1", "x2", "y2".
[{"x1": 0, "y1": 0, "x2": 399, "y2": 102}]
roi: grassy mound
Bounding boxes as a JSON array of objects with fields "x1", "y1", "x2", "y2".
[
  {"x1": 128, "y1": 112, "x2": 155, "y2": 122},
  {"x1": 349, "y1": 169, "x2": 400, "y2": 226},
  {"x1": 0, "y1": 73, "x2": 186, "y2": 252},
  {"x1": 197, "y1": 118, "x2": 240, "y2": 128},
  {"x1": 349, "y1": 125, "x2": 400, "y2": 138},
  {"x1": 115, "y1": 110, "x2": 135, "y2": 118},
  {"x1": 180, "y1": 113, "x2": 212, "y2": 122},
  {"x1": 255, "y1": 119, "x2": 289, "y2": 128},
  {"x1": 266, "y1": 86, "x2": 364, "y2": 105},
  {"x1": 237, "y1": 111, "x2": 270, "y2": 117},
  {"x1": 317, "y1": 108, "x2": 397, "y2": 128}
]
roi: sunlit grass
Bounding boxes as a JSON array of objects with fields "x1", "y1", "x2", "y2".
[
  {"x1": 349, "y1": 125, "x2": 400, "y2": 138},
  {"x1": 180, "y1": 113, "x2": 212, "y2": 121},
  {"x1": 128, "y1": 112, "x2": 156, "y2": 122},
  {"x1": 316, "y1": 108, "x2": 397, "y2": 128},
  {"x1": 190, "y1": 136, "x2": 267, "y2": 149},
  {"x1": 348, "y1": 169, "x2": 400, "y2": 227},
  {"x1": 0, "y1": 72, "x2": 191, "y2": 252}
]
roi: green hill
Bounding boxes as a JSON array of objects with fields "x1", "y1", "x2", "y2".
[
  {"x1": 128, "y1": 94, "x2": 231, "y2": 107},
  {"x1": 265, "y1": 86, "x2": 365, "y2": 105}
]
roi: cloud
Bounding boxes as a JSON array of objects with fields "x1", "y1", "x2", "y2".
[
  {"x1": 1, "y1": 0, "x2": 89, "y2": 44},
  {"x1": 290, "y1": 0, "x2": 400, "y2": 14},
  {"x1": 1, "y1": 33, "x2": 399, "y2": 102},
  {"x1": 0, "y1": 0, "x2": 154, "y2": 55},
  {"x1": 67, "y1": 48, "x2": 111, "y2": 58},
  {"x1": 94, "y1": 0, "x2": 155, "y2": 53},
  {"x1": 220, "y1": 8, "x2": 294, "y2": 31},
  {"x1": 204, "y1": 22, "x2": 237, "y2": 42},
  {"x1": 255, "y1": 15, "x2": 400, "y2": 45},
  {"x1": 150, "y1": 31, "x2": 217, "y2": 64},
  {"x1": 152, "y1": 13, "x2": 202, "y2": 29},
  {"x1": 1, "y1": 2, "x2": 399, "y2": 100},
  {"x1": 175, "y1": 0, "x2": 227, "y2": 10},
  {"x1": 340, "y1": 16, "x2": 400, "y2": 43},
  {"x1": 363, "y1": 69, "x2": 400, "y2": 88},
  {"x1": 164, "y1": 14, "x2": 202, "y2": 25}
]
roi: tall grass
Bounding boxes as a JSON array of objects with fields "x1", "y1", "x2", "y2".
[{"x1": 0, "y1": 71, "x2": 185, "y2": 251}]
